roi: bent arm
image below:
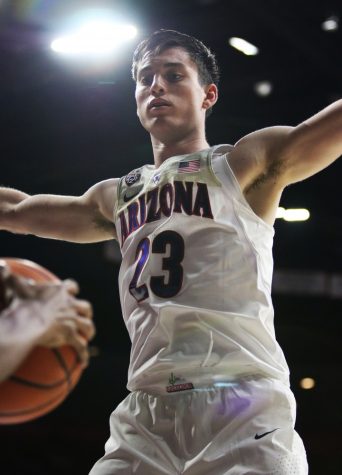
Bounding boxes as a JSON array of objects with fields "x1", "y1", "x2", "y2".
[{"x1": 0, "y1": 178, "x2": 119, "y2": 243}]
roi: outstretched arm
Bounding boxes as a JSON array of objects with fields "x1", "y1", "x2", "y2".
[
  {"x1": 277, "y1": 99, "x2": 342, "y2": 184},
  {"x1": 232, "y1": 99, "x2": 342, "y2": 188},
  {"x1": 227, "y1": 99, "x2": 342, "y2": 225},
  {"x1": 0, "y1": 178, "x2": 119, "y2": 243}
]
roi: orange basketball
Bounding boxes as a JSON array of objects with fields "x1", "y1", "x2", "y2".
[{"x1": 0, "y1": 258, "x2": 83, "y2": 424}]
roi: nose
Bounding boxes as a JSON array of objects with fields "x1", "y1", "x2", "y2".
[{"x1": 150, "y1": 74, "x2": 165, "y2": 96}]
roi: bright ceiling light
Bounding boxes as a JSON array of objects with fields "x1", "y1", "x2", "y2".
[
  {"x1": 322, "y1": 16, "x2": 339, "y2": 31},
  {"x1": 254, "y1": 81, "x2": 272, "y2": 97},
  {"x1": 51, "y1": 22, "x2": 137, "y2": 56},
  {"x1": 228, "y1": 37, "x2": 259, "y2": 56},
  {"x1": 277, "y1": 207, "x2": 310, "y2": 222}
]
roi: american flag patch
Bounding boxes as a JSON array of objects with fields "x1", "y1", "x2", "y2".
[{"x1": 178, "y1": 158, "x2": 200, "y2": 173}]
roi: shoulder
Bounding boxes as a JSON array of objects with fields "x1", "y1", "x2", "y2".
[
  {"x1": 82, "y1": 179, "x2": 120, "y2": 223},
  {"x1": 85, "y1": 178, "x2": 120, "y2": 194}
]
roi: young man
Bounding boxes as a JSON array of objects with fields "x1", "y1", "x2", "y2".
[
  {"x1": 0, "y1": 29, "x2": 341, "y2": 473},
  {"x1": 0, "y1": 261, "x2": 94, "y2": 382}
]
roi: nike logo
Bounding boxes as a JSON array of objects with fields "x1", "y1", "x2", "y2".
[
  {"x1": 123, "y1": 185, "x2": 143, "y2": 203},
  {"x1": 254, "y1": 428, "x2": 278, "y2": 440}
]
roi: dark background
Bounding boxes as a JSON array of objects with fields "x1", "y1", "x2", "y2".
[{"x1": 0, "y1": 0, "x2": 341, "y2": 473}]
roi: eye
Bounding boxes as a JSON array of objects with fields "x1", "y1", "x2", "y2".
[
  {"x1": 140, "y1": 75, "x2": 153, "y2": 86},
  {"x1": 167, "y1": 72, "x2": 183, "y2": 82}
]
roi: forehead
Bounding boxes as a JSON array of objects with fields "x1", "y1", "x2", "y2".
[{"x1": 137, "y1": 47, "x2": 197, "y2": 75}]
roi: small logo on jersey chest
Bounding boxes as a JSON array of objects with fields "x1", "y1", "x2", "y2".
[
  {"x1": 125, "y1": 169, "x2": 141, "y2": 186},
  {"x1": 152, "y1": 173, "x2": 161, "y2": 185},
  {"x1": 123, "y1": 184, "x2": 144, "y2": 202},
  {"x1": 178, "y1": 159, "x2": 200, "y2": 174}
]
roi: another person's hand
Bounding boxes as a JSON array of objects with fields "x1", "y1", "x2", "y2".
[
  {"x1": 0, "y1": 263, "x2": 95, "y2": 382},
  {"x1": 35, "y1": 279, "x2": 95, "y2": 368}
]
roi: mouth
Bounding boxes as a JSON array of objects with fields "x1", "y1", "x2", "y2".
[{"x1": 148, "y1": 99, "x2": 171, "y2": 110}]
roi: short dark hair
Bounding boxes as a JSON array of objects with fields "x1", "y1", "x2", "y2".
[{"x1": 132, "y1": 29, "x2": 220, "y2": 117}]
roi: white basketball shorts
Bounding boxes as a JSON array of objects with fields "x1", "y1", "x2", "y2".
[{"x1": 89, "y1": 376, "x2": 308, "y2": 474}]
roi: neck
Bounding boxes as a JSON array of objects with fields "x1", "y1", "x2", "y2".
[{"x1": 151, "y1": 135, "x2": 210, "y2": 168}]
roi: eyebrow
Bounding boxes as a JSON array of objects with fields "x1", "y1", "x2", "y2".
[{"x1": 138, "y1": 62, "x2": 185, "y2": 78}]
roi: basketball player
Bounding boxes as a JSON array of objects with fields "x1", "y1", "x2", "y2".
[
  {"x1": 0, "y1": 261, "x2": 94, "y2": 382},
  {"x1": 0, "y1": 29, "x2": 341, "y2": 473}
]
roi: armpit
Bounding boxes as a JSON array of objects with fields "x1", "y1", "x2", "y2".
[
  {"x1": 92, "y1": 214, "x2": 117, "y2": 240},
  {"x1": 245, "y1": 158, "x2": 286, "y2": 193}
]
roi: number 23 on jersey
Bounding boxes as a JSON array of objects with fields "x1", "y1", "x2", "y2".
[{"x1": 129, "y1": 230, "x2": 184, "y2": 302}]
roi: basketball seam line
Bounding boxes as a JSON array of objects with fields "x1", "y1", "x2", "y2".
[
  {"x1": 9, "y1": 375, "x2": 70, "y2": 389},
  {"x1": 52, "y1": 348, "x2": 77, "y2": 393}
]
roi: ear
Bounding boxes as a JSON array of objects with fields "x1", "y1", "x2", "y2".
[{"x1": 202, "y1": 84, "x2": 218, "y2": 110}]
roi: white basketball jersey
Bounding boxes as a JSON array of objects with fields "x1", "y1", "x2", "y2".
[{"x1": 114, "y1": 145, "x2": 290, "y2": 393}]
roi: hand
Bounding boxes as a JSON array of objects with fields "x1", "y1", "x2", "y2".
[
  {"x1": 0, "y1": 264, "x2": 95, "y2": 368},
  {"x1": 37, "y1": 279, "x2": 95, "y2": 368}
]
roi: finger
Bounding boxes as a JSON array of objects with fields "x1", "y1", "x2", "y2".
[
  {"x1": 0, "y1": 264, "x2": 10, "y2": 311},
  {"x1": 74, "y1": 316, "x2": 96, "y2": 341},
  {"x1": 56, "y1": 313, "x2": 95, "y2": 341},
  {"x1": 0, "y1": 262, "x2": 13, "y2": 309},
  {"x1": 0, "y1": 261, "x2": 10, "y2": 280},
  {"x1": 7, "y1": 273, "x2": 62, "y2": 300},
  {"x1": 63, "y1": 279, "x2": 79, "y2": 296},
  {"x1": 72, "y1": 299, "x2": 93, "y2": 319},
  {"x1": 66, "y1": 332, "x2": 90, "y2": 368},
  {"x1": 52, "y1": 319, "x2": 89, "y2": 366}
]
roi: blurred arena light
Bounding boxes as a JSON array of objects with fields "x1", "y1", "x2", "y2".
[
  {"x1": 321, "y1": 15, "x2": 339, "y2": 31},
  {"x1": 300, "y1": 378, "x2": 316, "y2": 390},
  {"x1": 276, "y1": 207, "x2": 310, "y2": 222},
  {"x1": 228, "y1": 37, "x2": 259, "y2": 56},
  {"x1": 273, "y1": 269, "x2": 342, "y2": 298},
  {"x1": 51, "y1": 21, "x2": 137, "y2": 57},
  {"x1": 254, "y1": 81, "x2": 272, "y2": 97}
]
